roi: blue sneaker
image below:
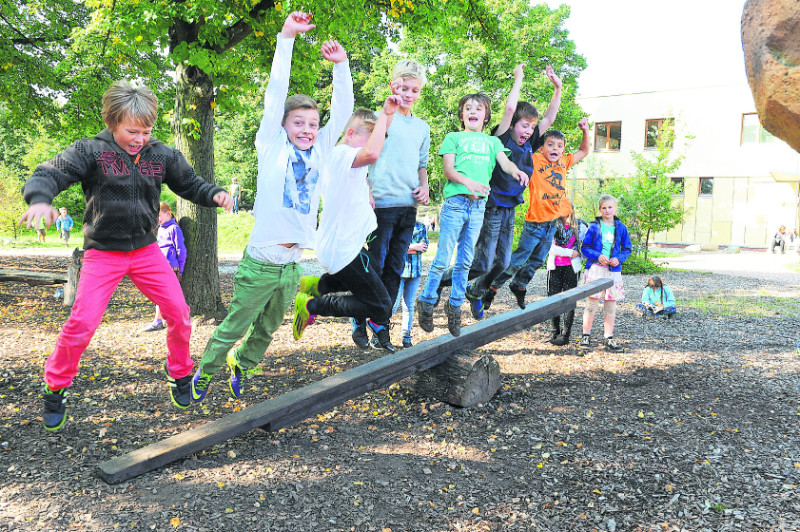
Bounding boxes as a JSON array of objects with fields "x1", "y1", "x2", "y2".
[
  {"x1": 367, "y1": 320, "x2": 396, "y2": 353},
  {"x1": 226, "y1": 351, "x2": 261, "y2": 398},
  {"x1": 163, "y1": 362, "x2": 192, "y2": 409},
  {"x1": 191, "y1": 368, "x2": 213, "y2": 403},
  {"x1": 42, "y1": 385, "x2": 68, "y2": 431},
  {"x1": 466, "y1": 284, "x2": 484, "y2": 320}
]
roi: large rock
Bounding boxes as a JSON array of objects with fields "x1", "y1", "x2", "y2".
[{"x1": 742, "y1": 0, "x2": 800, "y2": 153}]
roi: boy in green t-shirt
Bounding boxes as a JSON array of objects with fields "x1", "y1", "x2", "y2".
[{"x1": 416, "y1": 93, "x2": 527, "y2": 337}]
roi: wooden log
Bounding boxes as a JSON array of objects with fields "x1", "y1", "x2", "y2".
[
  {"x1": 64, "y1": 249, "x2": 84, "y2": 307},
  {"x1": 96, "y1": 279, "x2": 612, "y2": 484},
  {"x1": 0, "y1": 268, "x2": 68, "y2": 286},
  {"x1": 409, "y1": 350, "x2": 501, "y2": 407}
]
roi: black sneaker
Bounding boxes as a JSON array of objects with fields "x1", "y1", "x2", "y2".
[
  {"x1": 482, "y1": 287, "x2": 497, "y2": 310},
  {"x1": 546, "y1": 331, "x2": 559, "y2": 344},
  {"x1": 509, "y1": 284, "x2": 527, "y2": 309},
  {"x1": 444, "y1": 300, "x2": 462, "y2": 337},
  {"x1": 552, "y1": 334, "x2": 570, "y2": 346},
  {"x1": 402, "y1": 336, "x2": 413, "y2": 348},
  {"x1": 416, "y1": 300, "x2": 434, "y2": 332},
  {"x1": 604, "y1": 336, "x2": 624, "y2": 353},
  {"x1": 42, "y1": 385, "x2": 67, "y2": 431},
  {"x1": 351, "y1": 318, "x2": 370, "y2": 349},
  {"x1": 367, "y1": 320, "x2": 396, "y2": 353},
  {"x1": 164, "y1": 362, "x2": 192, "y2": 409},
  {"x1": 579, "y1": 334, "x2": 591, "y2": 349}
]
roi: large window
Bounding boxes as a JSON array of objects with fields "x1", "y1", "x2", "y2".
[
  {"x1": 741, "y1": 113, "x2": 777, "y2": 144},
  {"x1": 645, "y1": 118, "x2": 672, "y2": 149},
  {"x1": 699, "y1": 177, "x2": 714, "y2": 195},
  {"x1": 594, "y1": 121, "x2": 621, "y2": 151}
]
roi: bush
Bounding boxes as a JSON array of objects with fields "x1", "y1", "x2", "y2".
[{"x1": 622, "y1": 253, "x2": 663, "y2": 275}]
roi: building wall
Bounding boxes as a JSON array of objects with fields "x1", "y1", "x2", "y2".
[{"x1": 573, "y1": 84, "x2": 800, "y2": 247}]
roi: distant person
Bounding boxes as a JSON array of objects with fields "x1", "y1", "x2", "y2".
[
  {"x1": 635, "y1": 276, "x2": 677, "y2": 319},
  {"x1": 230, "y1": 176, "x2": 241, "y2": 214},
  {"x1": 141, "y1": 202, "x2": 187, "y2": 333},
  {"x1": 55, "y1": 207, "x2": 74, "y2": 247},
  {"x1": 36, "y1": 216, "x2": 47, "y2": 243},
  {"x1": 545, "y1": 200, "x2": 582, "y2": 346},
  {"x1": 20, "y1": 80, "x2": 232, "y2": 431},
  {"x1": 771, "y1": 225, "x2": 787, "y2": 254},
  {"x1": 392, "y1": 219, "x2": 429, "y2": 348},
  {"x1": 579, "y1": 194, "x2": 632, "y2": 353}
]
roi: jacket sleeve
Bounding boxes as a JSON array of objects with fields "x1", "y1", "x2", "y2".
[
  {"x1": 316, "y1": 59, "x2": 355, "y2": 153},
  {"x1": 664, "y1": 286, "x2": 676, "y2": 308},
  {"x1": 163, "y1": 148, "x2": 225, "y2": 207},
  {"x1": 22, "y1": 140, "x2": 95, "y2": 206},
  {"x1": 615, "y1": 222, "x2": 633, "y2": 264},
  {"x1": 255, "y1": 35, "x2": 295, "y2": 153},
  {"x1": 173, "y1": 225, "x2": 187, "y2": 273},
  {"x1": 641, "y1": 287, "x2": 652, "y2": 305},
  {"x1": 581, "y1": 224, "x2": 601, "y2": 262}
]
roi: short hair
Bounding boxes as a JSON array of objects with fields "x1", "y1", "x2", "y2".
[
  {"x1": 392, "y1": 59, "x2": 427, "y2": 85},
  {"x1": 59, "y1": 207, "x2": 67, "y2": 213},
  {"x1": 457, "y1": 93, "x2": 492, "y2": 130},
  {"x1": 159, "y1": 202, "x2": 172, "y2": 214},
  {"x1": 102, "y1": 80, "x2": 158, "y2": 130},
  {"x1": 598, "y1": 194, "x2": 617, "y2": 208},
  {"x1": 344, "y1": 108, "x2": 378, "y2": 136},
  {"x1": 511, "y1": 102, "x2": 539, "y2": 127},
  {"x1": 542, "y1": 130, "x2": 566, "y2": 143},
  {"x1": 282, "y1": 94, "x2": 319, "y2": 124}
]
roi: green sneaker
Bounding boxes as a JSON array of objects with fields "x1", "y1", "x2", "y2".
[
  {"x1": 298, "y1": 276, "x2": 321, "y2": 298},
  {"x1": 226, "y1": 351, "x2": 262, "y2": 398},
  {"x1": 191, "y1": 369, "x2": 214, "y2": 403},
  {"x1": 43, "y1": 385, "x2": 68, "y2": 431},
  {"x1": 292, "y1": 292, "x2": 316, "y2": 340}
]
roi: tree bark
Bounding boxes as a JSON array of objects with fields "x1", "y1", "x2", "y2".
[
  {"x1": 408, "y1": 350, "x2": 501, "y2": 407},
  {"x1": 170, "y1": 32, "x2": 225, "y2": 318}
]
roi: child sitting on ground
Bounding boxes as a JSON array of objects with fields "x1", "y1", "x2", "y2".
[
  {"x1": 416, "y1": 92, "x2": 528, "y2": 337},
  {"x1": 636, "y1": 276, "x2": 677, "y2": 319},
  {"x1": 292, "y1": 96, "x2": 402, "y2": 350},
  {"x1": 21, "y1": 80, "x2": 232, "y2": 430},
  {"x1": 191, "y1": 11, "x2": 354, "y2": 403}
]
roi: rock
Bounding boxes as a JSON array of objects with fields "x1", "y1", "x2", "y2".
[
  {"x1": 700, "y1": 242, "x2": 719, "y2": 252},
  {"x1": 742, "y1": 0, "x2": 800, "y2": 152},
  {"x1": 724, "y1": 245, "x2": 741, "y2": 254},
  {"x1": 684, "y1": 244, "x2": 702, "y2": 253}
]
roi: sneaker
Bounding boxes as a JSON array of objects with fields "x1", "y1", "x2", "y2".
[
  {"x1": 552, "y1": 334, "x2": 570, "y2": 346},
  {"x1": 466, "y1": 285, "x2": 484, "y2": 320},
  {"x1": 191, "y1": 368, "x2": 214, "y2": 403},
  {"x1": 351, "y1": 318, "x2": 370, "y2": 349},
  {"x1": 509, "y1": 284, "x2": 527, "y2": 310},
  {"x1": 482, "y1": 287, "x2": 497, "y2": 310},
  {"x1": 416, "y1": 299, "x2": 435, "y2": 333},
  {"x1": 444, "y1": 300, "x2": 462, "y2": 337},
  {"x1": 298, "y1": 275, "x2": 321, "y2": 298},
  {"x1": 163, "y1": 362, "x2": 192, "y2": 409},
  {"x1": 402, "y1": 336, "x2": 413, "y2": 348},
  {"x1": 367, "y1": 320, "x2": 396, "y2": 353},
  {"x1": 226, "y1": 351, "x2": 262, "y2": 398},
  {"x1": 140, "y1": 319, "x2": 165, "y2": 333},
  {"x1": 604, "y1": 336, "x2": 624, "y2": 353},
  {"x1": 42, "y1": 385, "x2": 67, "y2": 431},
  {"x1": 546, "y1": 331, "x2": 559, "y2": 344},
  {"x1": 579, "y1": 334, "x2": 591, "y2": 349},
  {"x1": 292, "y1": 292, "x2": 316, "y2": 340}
]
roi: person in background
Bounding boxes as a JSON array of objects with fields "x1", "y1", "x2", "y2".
[
  {"x1": 230, "y1": 176, "x2": 241, "y2": 215},
  {"x1": 392, "y1": 219, "x2": 429, "y2": 348},
  {"x1": 55, "y1": 207, "x2": 74, "y2": 247},
  {"x1": 636, "y1": 276, "x2": 677, "y2": 319}
]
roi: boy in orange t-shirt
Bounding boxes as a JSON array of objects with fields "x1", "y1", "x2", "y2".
[{"x1": 481, "y1": 118, "x2": 590, "y2": 309}]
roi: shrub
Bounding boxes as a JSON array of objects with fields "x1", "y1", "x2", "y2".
[{"x1": 622, "y1": 253, "x2": 663, "y2": 275}]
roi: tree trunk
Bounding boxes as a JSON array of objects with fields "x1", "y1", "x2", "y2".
[
  {"x1": 171, "y1": 51, "x2": 225, "y2": 318},
  {"x1": 408, "y1": 350, "x2": 501, "y2": 407}
]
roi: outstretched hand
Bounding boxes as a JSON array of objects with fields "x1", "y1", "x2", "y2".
[
  {"x1": 383, "y1": 95, "x2": 402, "y2": 115},
  {"x1": 513, "y1": 170, "x2": 529, "y2": 187},
  {"x1": 280, "y1": 11, "x2": 315, "y2": 38},
  {"x1": 513, "y1": 64, "x2": 525, "y2": 81},
  {"x1": 545, "y1": 65, "x2": 562, "y2": 90},
  {"x1": 320, "y1": 40, "x2": 347, "y2": 63},
  {"x1": 19, "y1": 203, "x2": 58, "y2": 230},
  {"x1": 577, "y1": 117, "x2": 589, "y2": 132}
]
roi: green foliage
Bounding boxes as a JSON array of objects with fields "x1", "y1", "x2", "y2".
[
  {"x1": 621, "y1": 253, "x2": 664, "y2": 275},
  {"x1": 0, "y1": 163, "x2": 28, "y2": 239}
]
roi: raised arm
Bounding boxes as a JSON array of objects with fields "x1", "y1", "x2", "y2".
[
  {"x1": 317, "y1": 39, "x2": 354, "y2": 151},
  {"x1": 495, "y1": 64, "x2": 525, "y2": 137},
  {"x1": 353, "y1": 95, "x2": 401, "y2": 168},
  {"x1": 537, "y1": 65, "x2": 563, "y2": 132},
  {"x1": 573, "y1": 118, "x2": 591, "y2": 163}
]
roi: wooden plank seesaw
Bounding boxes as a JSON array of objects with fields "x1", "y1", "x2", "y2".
[{"x1": 96, "y1": 278, "x2": 612, "y2": 484}]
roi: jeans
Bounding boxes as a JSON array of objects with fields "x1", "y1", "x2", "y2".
[
  {"x1": 393, "y1": 276, "x2": 422, "y2": 337},
  {"x1": 232, "y1": 195, "x2": 240, "y2": 214},
  {"x1": 635, "y1": 303, "x2": 677, "y2": 318},
  {"x1": 308, "y1": 251, "x2": 392, "y2": 324},
  {"x1": 419, "y1": 195, "x2": 486, "y2": 307},
  {"x1": 366, "y1": 206, "x2": 418, "y2": 305},
  {"x1": 486, "y1": 219, "x2": 557, "y2": 291},
  {"x1": 198, "y1": 252, "x2": 301, "y2": 375}
]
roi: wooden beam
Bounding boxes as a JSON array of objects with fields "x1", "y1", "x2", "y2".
[
  {"x1": 96, "y1": 279, "x2": 612, "y2": 484},
  {"x1": 0, "y1": 268, "x2": 68, "y2": 286}
]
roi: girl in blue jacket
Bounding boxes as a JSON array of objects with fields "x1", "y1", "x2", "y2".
[{"x1": 579, "y1": 195, "x2": 632, "y2": 352}]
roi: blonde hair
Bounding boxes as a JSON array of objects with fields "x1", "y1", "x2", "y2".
[
  {"x1": 282, "y1": 94, "x2": 319, "y2": 124},
  {"x1": 392, "y1": 59, "x2": 427, "y2": 85},
  {"x1": 346, "y1": 109, "x2": 377, "y2": 134},
  {"x1": 102, "y1": 80, "x2": 158, "y2": 130},
  {"x1": 598, "y1": 194, "x2": 618, "y2": 208}
]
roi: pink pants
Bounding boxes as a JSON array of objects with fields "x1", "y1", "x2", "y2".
[{"x1": 44, "y1": 243, "x2": 193, "y2": 390}]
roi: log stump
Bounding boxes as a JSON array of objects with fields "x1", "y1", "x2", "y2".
[
  {"x1": 64, "y1": 248, "x2": 84, "y2": 307},
  {"x1": 409, "y1": 350, "x2": 501, "y2": 407}
]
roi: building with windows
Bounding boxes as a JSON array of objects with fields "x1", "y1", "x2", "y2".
[{"x1": 574, "y1": 83, "x2": 800, "y2": 248}]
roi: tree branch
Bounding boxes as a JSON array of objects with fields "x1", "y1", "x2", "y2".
[{"x1": 213, "y1": 0, "x2": 275, "y2": 54}]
